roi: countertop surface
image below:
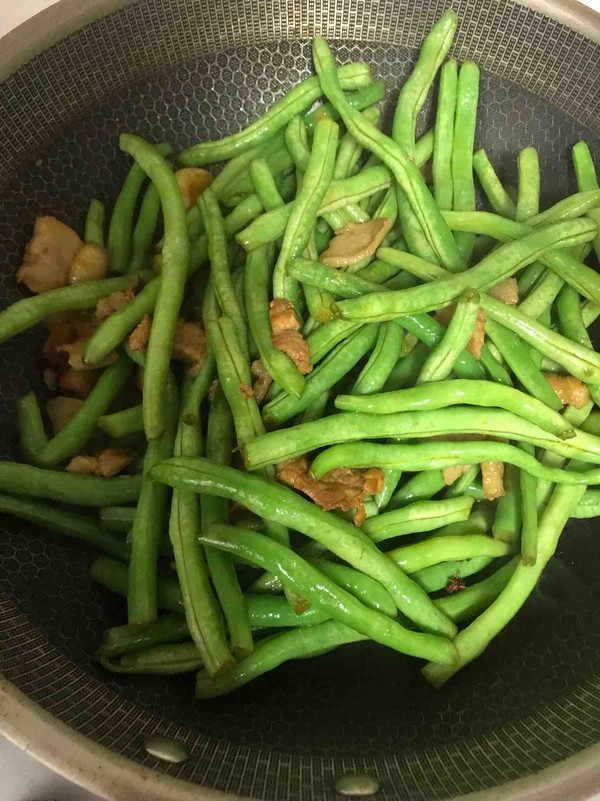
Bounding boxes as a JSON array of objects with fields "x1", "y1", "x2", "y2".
[{"x1": 1, "y1": 0, "x2": 599, "y2": 799}]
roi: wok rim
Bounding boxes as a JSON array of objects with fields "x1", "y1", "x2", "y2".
[{"x1": 0, "y1": 0, "x2": 599, "y2": 799}]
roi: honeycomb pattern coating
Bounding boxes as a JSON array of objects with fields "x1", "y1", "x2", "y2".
[{"x1": 1, "y1": 2, "x2": 600, "y2": 800}]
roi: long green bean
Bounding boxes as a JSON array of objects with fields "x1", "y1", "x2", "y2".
[
  {"x1": 572, "y1": 141, "x2": 600, "y2": 261},
  {"x1": 84, "y1": 199, "x2": 105, "y2": 247},
  {"x1": 129, "y1": 183, "x2": 161, "y2": 273},
  {"x1": 98, "y1": 405, "x2": 144, "y2": 439},
  {"x1": 351, "y1": 321, "x2": 403, "y2": 395},
  {"x1": 362, "y1": 496, "x2": 474, "y2": 543},
  {"x1": 451, "y1": 61, "x2": 479, "y2": 261},
  {"x1": 434, "y1": 558, "x2": 519, "y2": 624},
  {"x1": 472, "y1": 150, "x2": 516, "y2": 218},
  {"x1": 432, "y1": 59, "x2": 457, "y2": 211},
  {"x1": 417, "y1": 290, "x2": 480, "y2": 383},
  {"x1": 516, "y1": 147, "x2": 540, "y2": 221},
  {"x1": 389, "y1": 534, "x2": 515, "y2": 574}
]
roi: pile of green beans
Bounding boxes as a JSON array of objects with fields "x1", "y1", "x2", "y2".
[{"x1": 1, "y1": 12, "x2": 599, "y2": 698}]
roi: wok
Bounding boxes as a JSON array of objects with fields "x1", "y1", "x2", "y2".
[{"x1": 0, "y1": 1, "x2": 599, "y2": 799}]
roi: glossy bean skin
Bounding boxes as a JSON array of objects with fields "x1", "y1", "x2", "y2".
[
  {"x1": 572, "y1": 489, "x2": 600, "y2": 518},
  {"x1": 389, "y1": 469, "x2": 446, "y2": 508},
  {"x1": 178, "y1": 64, "x2": 371, "y2": 165},
  {"x1": 362, "y1": 496, "x2": 474, "y2": 543},
  {"x1": 473, "y1": 149, "x2": 516, "y2": 218},
  {"x1": 388, "y1": 534, "x2": 515, "y2": 574},
  {"x1": 451, "y1": 61, "x2": 480, "y2": 261},
  {"x1": 309, "y1": 440, "x2": 600, "y2": 486},
  {"x1": 432, "y1": 59, "x2": 457, "y2": 212},
  {"x1": 244, "y1": 407, "x2": 600, "y2": 471},
  {"x1": 150, "y1": 457, "x2": 458, "y2": 637},
  {"x1": 516, "y1": 147, "x2": 540, "y2": 222},
  {"x1": 433, "y1": 558, "x2": 520, "y2": 624},
  {"x1": 249, "y1": 158, "x2": 285, "y2": 211},
  {"x1": 313, "y1": 37, "x2": 464, "y2": 273},
  {"x1": 200, "y1": 524, "x2": 457, "y2": 664}
]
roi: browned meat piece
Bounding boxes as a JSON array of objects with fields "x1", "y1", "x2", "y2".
[
  {"x1": 251, "y1": 359, "x2": 273, "y2": 403},
  {"x1": 489, "y1": 277, "x2": 519, "y2": 306},
  {"x1": 239, "y1": 383, "x2": 254, "y2": 398},
  {"x1": 57, "y1": 340, "x2": 117, "y2": 371},
  {"x1": 66, "y1": 448, "x2": 133, "y2": 477},
  {"x1": 277, "y1": 456, "x2": 385, "y2": 526},
  {"x1": 43, "y1": 369, "x2": 58, "y2": 391},
  {"x1": 446, "y1": 573, "x2": 467, "y2": 594},
  {"x1": 271, "y1": 330, "x2": 312, "y2": 375},
  {"x1": 172, "y1": 320, "x2": 206, "y2": 376},
  {"x1": 175, "y1": 168, "x2": 213, "y2": 210},
  {"x1": 17, "y1": 216, "x2": 82, "y2": 293},
  {"x1": 58, "y1": 367, "x2": 101, "y2": 397},
  {"x1": 269, "y1": 298, "x2": 301, "y2": 333},
  {"x1": 129, "y1": 314, "x2": 152, "y2": 351},
  {"x1": 95, "y1": 281, "x2": 138, "y2": 320},
  {"x1": 69, "y1": 243, "x2": 109, "y2": 284},
  {"x1": 481, "y1": 460, "x2": 505, "y2": 500},
  {"x1": 544, "y1": 373, "x2": 590, "y2": 409},
  {"x1": 46, "y1": 396, "x2": 84, "y2": 433},
  {"x1": 442, "y1": 464, "x2": 472, "y2": 486},
  {"x1": 319, "y1": 217, "x2": 393, "y2": 268},
  {"x1": 435, "y1": 304, "x2": 487, "y2": 360}
]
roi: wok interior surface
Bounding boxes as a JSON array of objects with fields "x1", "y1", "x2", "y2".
[{"x1": 0, "y1": 1, "x2": 599, "y2": 798}]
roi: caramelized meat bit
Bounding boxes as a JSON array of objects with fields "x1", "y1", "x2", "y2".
[
  {"x1": 446, "y1": 573, "x2": 467, "y2": 594},
  {"x1": 435, "y1": 304, "x2": 487, "y2": 360},
  {"x1": 46, "y1": 396, "x2": 84, "y2": 433},
  {"x1": 442, "y1": 464, "x2": 471, "y2": 486},
  {"x1": 43, "y1": 311, "x2": 101, "y2": 367},
  {"x1": 175, "y1": 167, "x2": 213, "y2": 210},
  {"x1": 544, "y1": 373, "x2": 590, "y2": 409},
  {"x1": 269, "y1": 298, "x2": 301, "y2": 333},
  {"x1": 95, "y1": 281, "x2": 138, "y2": 320},
  {"x1": 66, "y1": 448, "x2": 133, "y2": 477},
  {"x1": 271, "y1": 330, "x2": 312, "y2": 375},
  {"x1": 69, "y1": 243, "x2": 109, "y2": 284},
  {"x1": 319, "y1": 217, "x2": 393, "y2": 268},
  {"x1": 129, "y1": 314, "x2": 152, "y2": 351},
  {"x1": 489, "y1": 277, "x2": 519, "y2": 306},
  {"x1": 17, "y1": 216, "x2": 82, "y2": 293},
  {"x1": 240, "y1": 383, "x2": 254, "y2": 399},
  {"x1": 58, "y1": 367, "x2": 101, "y2": 397},
  {"x1": 276, "y1": 457, "x2": 384, "y2": 526},
  {"x1": 251, "y1": 359, "x2": 273, "y2": 403},
  {"x1": 172, "y1": 320, "x2": 206, "y2": 376},
  {"x1": 481, "y1": 460, "x2": 505, "y2": 500}
]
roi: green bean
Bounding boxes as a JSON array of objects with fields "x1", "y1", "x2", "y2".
[
  {"x1": 285, "y1": 115, "x2": 310, "y2": 172},
  {"x1": 310, "y1": 439, "x2": 600, "y2": 486},
  {"x1": 557, "y1": 285, "x2": 591, "y2": 348},
  {"x1": 150, "y1": 458, "x2": 457, "y2": 637},
  {"x1": 423, "y1": 481, "x2": 586, "y2": 687},
  {"x1": 451, "y1": 61, "x2": 479, "y2": 261},
  {"x1": 99, "y1": 614, "x2": 191, "y2": 657},
  {"x1": 389, "y1": 534, "x2": 515, "y2": 574},
  {"x1": 334, "y1": 380, "x2": 574, "y2": 439},
  {"x1": 334, "y1": 107, "x2": 380, "y2": 180},
  {"x1": 582, "y1": 300, "x2": 600, "y2": 329},
  {"x1": 17, "y1": 392, "x2": 48, "y2": 463},
  {"x1": 128, "y1": 375, "x2": 178, "y2": 624},
  {"x1": 298, "y1": 390, "x2": 330, "y2": 424},
  {"x1": 305, "y1": 319, "x2": 362, "y2": 364},
  {"x1": 196, "y1": 621, "x2": 366, "y2": 697},
  {"x1": 518, "y1": 261, "x2": 545, "y2": 298},
  {"x1": 303, "y1": 282, "x2": 335, "y2": 323},
  {"x1": 313, "y1": 37, "x2": 464, "y2": 273},
  {"x1": 273, "y1": 117, "x2": 339, "y2": 307},
  {"x1": 478, "y1": 344, "x2": 513, "y2": 386},
  {"x1": 199, "y1": 187, "x2": 248, "y2": 358},
  {"x1": 515, "y1": 147, "x2": 540, "y2": 221},
  {"x1": 100, "y1": 506, "x2": 136, "y2": 533},
  {"x1": 434, "y1": 558, "x2": 519, "y2": 624},
  {"x1": 0, "y1": 272, "x2": 149, "y2": 346},
  {"x1": 100, "y1": 642, "x2": 204, "y2": 675},
  {"x1": 119, "y1": 135, "x2": 189, "y2": 440},
  {"x1": 519, "y1": 442, "x2": 538, "y2": 565},
  {"x1": 472, "y1": 150, "x2": 516, "y2": 218},
  {"x1": 417, "y1": 289, "x2": 481, "y2": 383},
  {"x1": 129, "y1": 183, "x2": 161, "y2": 272},
  {"x1": 108, "y1": 142, "x2": 172, "y2": 273},
  {"x1": 209, "y1": 134, "x2": 284, "y2": 201},
  {"x1": 351, "y1": 321, "x2": 403, "y2": 394},
  {"x1": 389, "y1": 470, "x2": 446, "y2": 508},
  {"x1": 491, "y1": 464, "x2": 521, "y2": 544},
  {"x1": 484, "y1": 318, "x2": 563, "y2": 410},
  {"x1": 443, "y1": 465, "x2": 482, "y2": 500},
  {"x1": 432, "y1": 60, "x2": 457, "y2": 211},
  {"x1": 263, "y1": 324, "x2": 378, "y2": 426},
  {"x1": 357, "y1": 257, "x2": 402, "y2": 284},
  {"x1": 245, "y1": 245, "x2": 305, "y2": 399},
  {"x1": 414, "y1": 128, "x2": 435, "y2": 169},
  {"x1": 201, "y1": 524, "x2": 456, "y2": 663},
  {"x1": 392, "y1": 10, "x2": 457, "y2": 157},
  {"x1": 248, "y1": 157, "x2": 286, "y2": 212},
  {"x1": 334, "y1": 218, "x2": 596, "y2": 321},
  {"x1": 178, "y1": 64, "x2": 371, "y2": 166},
  {"x1": 0, "y1": 462, "x2": 141, "y2": 506},
  {"x1": 383, "y1": 342, "x2": 428, "y2": 390},
  {"x1": 374, "y1": 468, "x2": 403, "y2": 510},
  {"x1": 433, "y1": 505, "x2": 493, "y2": 538},
  {"x1": 203, "y1": 388, "x2": 254, "y2": 655},
  {"x1": 362, "y1": 497, "x2": 474, "y2": 543},
  {"x1": 303, "y1": 80, "x2": 386, "y2": 130},
  {"x1": 308, "y1": 558, "x2": 396, "y2": 616},
  {"x1": 182, "y1": 351, "x2": 217, "y2": 426},
  {"x1": 481, "y1": 293, "x2": 600, "y2": 385},
  {"x1": 0, "y1": 492, "x2": 129, "y2": 561},
  {"x1": 245, "y1": 596, "x2": 329, "y2": 628},
  {"x1": 572, "y1": 141, "x2": 600, "y2": 261},
  {"x1": 444, "y1": 211, "x2": 600, "y2": 305},
  {"x1": 84, "y1": 198, "x2": 105, "y2": 247},
  {"x1": 572, "y1": 489, "x2": 600, "y2": 518},
  {"x1": 98, "y1": 405, "x2": 144, "y2": 439},
  {"x1": 33, "y1": 354, "x2": 132, "y2": 466},
  {"x1": 411, "y1": 555, "x2": 494, "y2": 593},
  {"x1": 169, "y1": 378, "x2": 234, "y2": 675},
  {"x1": 518, "y1": 270, "x2": 564, "y2": 319}
]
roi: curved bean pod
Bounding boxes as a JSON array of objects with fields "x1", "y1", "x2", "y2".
[
  {"x1": 472, "y1": 149, "x2": 516, "y2": 218},
  {"x1": 433, "y1": 60, "x2": 458, "y2": 211},
  {"x1": 389, "y1": 534, "x2": 515, "y2": 574},
  {"x1": 352, "y1": 321, "x2": 403, "y2": 395},
  {"x1": 572, "y1": 141, "x2": 600, "y2": 261},
  {"x1": 434, "y1": 558, "x2": 519, "y2": 624},
  {"x1": 362, "y1": 496, "x2": 474, "y2": 543},
  {"x1": 451, "y1": 61, "x2": 480, "y2": 261}
]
